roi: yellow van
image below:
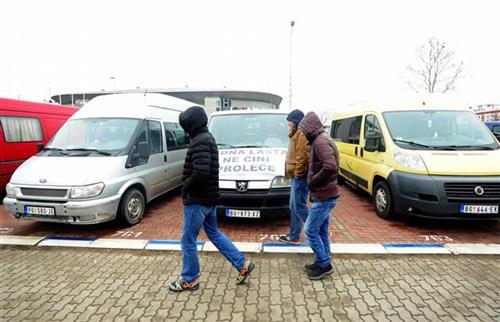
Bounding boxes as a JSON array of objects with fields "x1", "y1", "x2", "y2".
[{"x1": 330, "y1": 99, "x2": 500, "y2": 220}]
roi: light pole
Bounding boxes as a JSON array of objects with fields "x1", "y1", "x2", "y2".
[
  {"x1": 109, "y1": 76, "x2": 116, "y2": 93},
  {"x1": 289, "y1": 20, "x2": 295, "y2": 110}
]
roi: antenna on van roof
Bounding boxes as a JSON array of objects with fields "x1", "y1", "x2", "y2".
[{"x1": 144, "y1": 88, "x2": 148, "y2": 97}]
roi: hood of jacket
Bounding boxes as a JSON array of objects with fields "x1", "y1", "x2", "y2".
[
  {"x1": 299, "y1": 112, "x2": 324, "y2": 143},
  {"x1": 179, "y1": 106, "x2": 208, "y2": 135}
]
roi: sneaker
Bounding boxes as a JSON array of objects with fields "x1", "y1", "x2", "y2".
[
  {"x1": 307, "y1": 264, "x2": 334, "y2": 280},
  {"x1": 237, "y1": 258, "x2": 255, "y2": 284},
  {"x1": 278, "y1": 234, "x2": 301, "y2": 244},
  {"x1": 169, "y1": 277, "x2": 200, "y2": 292},
  {"x1": 303, "y1": 262, "x2": 318, "y2": 273}
]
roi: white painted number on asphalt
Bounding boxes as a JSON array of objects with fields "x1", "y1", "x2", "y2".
[
  {"x1": 420, "y1": 235, "x2": 453, "y2": 242},
  {"x1": 111, "y1": 231, "x2": 143, "y2": 238},
  {"x1": 0, "y1": 227, "x2": 14, "y2": 234}
]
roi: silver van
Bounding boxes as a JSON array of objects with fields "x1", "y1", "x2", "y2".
[{"x1": 3, "y1": 93, "x2": 192, "y2": 225}]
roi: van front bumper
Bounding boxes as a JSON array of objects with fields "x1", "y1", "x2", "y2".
[
  {"x1": 2, "y1": 194, "x2": 121, "y2": 224},
  {"x1": 217, "y1": 188, "x2": 290, "y2": 218},
  {"x1": 388, "y1": 171, "x2": 500, "y2": 220}
]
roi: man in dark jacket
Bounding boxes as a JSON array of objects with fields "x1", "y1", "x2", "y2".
[
  {"x1": 169, "y1": 106, "x2": 254, "y2": 292},
  {"x1": 299, "y1": 111, "x2": 340, "y2": 280}
]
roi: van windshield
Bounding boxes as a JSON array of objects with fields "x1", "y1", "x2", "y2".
[
  {"x1": 46, "y1": 118, "x2": 140, "y2": 154},
  {"x1": 383, "y1": 110, "x2": 499, "y2": 150},
  {"x1": 209, "y1": 113, "x2": 288, "y2": 148}
]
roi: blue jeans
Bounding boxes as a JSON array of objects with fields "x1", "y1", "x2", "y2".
[
  {"x1": 289, "y1": 177, "x2": 309, "y2": 241},
  {"x1": 304, "y1": 198, "x2": 337, "y2": 268},
  {"x1": 181, "y1": 204, "x2": 246, "y2": 283}
]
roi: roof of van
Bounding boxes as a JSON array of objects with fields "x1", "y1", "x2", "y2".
[
  {"x1": 209, "y1": 109, "x2": 288, "y2": 118},
  {"x1": 0, "y1": 97, "x2": 78, "y2": 116},
  {"x1": 333, "y1": 95, "x2": 472, "y2": 118},
  {"x1": 71, "y1": 93, "x2": 198, "y2": 120}
]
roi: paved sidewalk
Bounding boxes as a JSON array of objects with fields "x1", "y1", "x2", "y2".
[{"x1": 1, "y1": 247, "x2": 499, "y2": 322}]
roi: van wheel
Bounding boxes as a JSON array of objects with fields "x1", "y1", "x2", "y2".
[
  {"x1": 373, "y1": 181, "x2": 396, "y2": 220},
  {"x1": 118, "y1": 188, "x2": 145, "y2": 226}
]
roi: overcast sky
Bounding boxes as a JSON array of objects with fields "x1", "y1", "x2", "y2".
[{"x1": 1, "y1": 0, "x2": 499, "y2": 110}]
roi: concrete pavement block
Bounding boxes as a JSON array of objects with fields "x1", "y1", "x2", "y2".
[
  {"x1": 38, "y1": 237, "x2": 96, "y2": 248},
  {"x1": 384, "y1": 243, "x2": 451, "y2": 254},
  {"x1": 90, "y1": 238, "x2": 148, "y2": 249},
  {"x1": 145, "y1": 240, "x2": 204, "y2": 251},
  {"x1": 446, "y1": 243, "x2": 500, "y2": 255},
  {"x1": 0, "y1": 235, "x2": 46, "y2": 246},
  {"x1": 203, "y1": 241, "x2": 262, "y2": 253}
]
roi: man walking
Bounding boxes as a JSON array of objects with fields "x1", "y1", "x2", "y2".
[
  {"x1": 170, "y1": 106, "x2": 254, "y2": 292},
  {"x1": 279, "y1": 109, "x2": 310, "y2": 244},
  {"x1": 299, "y1": 111, "x2": 339, "y2": 280}
]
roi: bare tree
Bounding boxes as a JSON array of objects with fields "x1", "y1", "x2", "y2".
[{"x1": 406, "y1": 38, "x2": 465, "y2": 93}]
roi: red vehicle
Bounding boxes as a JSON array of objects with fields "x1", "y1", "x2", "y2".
[{"x1": 0, "y1": 98, "x2": 78, "y2": 190}]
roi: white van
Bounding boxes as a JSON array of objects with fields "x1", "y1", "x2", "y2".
[
  {"x1": 3, "y1": 93, "x2": 192, "y2": 225},
  {"x1": 207, "y1": 110, "x2": 290, "y2": 218}
]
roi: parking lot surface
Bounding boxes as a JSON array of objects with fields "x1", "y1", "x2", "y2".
[
  {"x1": 1, "y1": 247, "x2": 499, "y2": 322},
  {"x1": 1, "y1": 186, "x2": 499, "y2": 244}
]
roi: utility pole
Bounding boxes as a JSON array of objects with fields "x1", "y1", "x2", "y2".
[{"x1": 289, "y1": 20, "x2": 295, "y2": 110}]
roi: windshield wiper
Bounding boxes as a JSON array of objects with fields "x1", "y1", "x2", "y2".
[
  {"x1": 234, "y1": 145, "x2": 270, "y2": 148},
  {"x1": 65, "y1": 148, "x2": 112, "y2": 156},
  {"x1": 392, "y1": 139, "x2": 433, "y2": 149},
  {"x1": 439, "y1": 145, "x2": 495, "y2": 151},
  {"x1": 217, "y1": 143, "x2": 236, "y2": 148}
]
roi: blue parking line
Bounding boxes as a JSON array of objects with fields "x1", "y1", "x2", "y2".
[{"x1": 384, "y1": 243, "x2": 444, "y2": 248}]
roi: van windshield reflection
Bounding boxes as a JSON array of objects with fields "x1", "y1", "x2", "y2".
[
  {"x1": 46, "y1": 118, "x2": 140, "y2": 155},
  {"x1": 383, "y1": 110, "x2": 499, "y2": 150},
  {"x1": 209, "y1": 114, "x2": 288, "y2": 149}
]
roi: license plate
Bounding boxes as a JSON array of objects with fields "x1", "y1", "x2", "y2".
[
  {"x1": 225, "y1": 209, "x2": 260, "y2": 218},
  {"x1": 460, "y1": 205, "x2": 499, "y2": 214},
  {"x1": 24, "y1": 206, "x2": 55, "y2": 216}
]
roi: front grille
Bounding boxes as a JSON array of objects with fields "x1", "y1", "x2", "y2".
[
  {"x1": 444, "y1": 183, "x2": 500, "y2": 201},
  {"x1": 20, "y1": 188, "x2": 68, "y2": 198}
]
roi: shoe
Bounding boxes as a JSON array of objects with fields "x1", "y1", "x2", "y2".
[
  {"x1": 278, "y1": 234, "x2": 301, "y2": 244},
  {"x1": 237, "y1": 258, "x2": 255, "y2": 284},
  {"x1": 303, "y1": 262, "x2": 318, "y2": 273},
  {"x1": 307, "y1": 264, "x2": 334, "y2": 280},
  {"x1": 169, "y1": 277, "x2": 200, "y2": 292}
]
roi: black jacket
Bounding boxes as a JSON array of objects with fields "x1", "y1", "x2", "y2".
[{"x1": 179, "y1": 106, "x2": 220, "y2": 206}]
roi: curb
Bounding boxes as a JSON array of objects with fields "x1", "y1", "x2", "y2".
[{"x1": 1, "y1": 235, "x2": 500, "y2": 255}]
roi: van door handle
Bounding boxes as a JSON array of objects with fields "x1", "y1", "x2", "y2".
[
  {"x1": 164, "y1": 155, "x2": 168, "y2": 162},
  {"x1": 354, "y1": 146, "x2": 358, "y2": 156},
  {"x1": 360, "y1": 148, "x2": 364, "y2": 157}
]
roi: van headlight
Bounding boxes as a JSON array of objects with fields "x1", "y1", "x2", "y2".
[
  {"x1": 70, "y1": 182, "x2": 105, "y2": 199},
  {"x1": 394, "y1": 150, "x2": 427, "y2": 171},
  {"x1": 6, "y1": 183, "x2": 16, "y2": 197},
  {"x1": 271, "y1": 176, "x2": 291, "y2": 188}
]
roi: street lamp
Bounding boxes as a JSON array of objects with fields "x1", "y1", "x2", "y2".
[
  {"x1": 289, "y1": 20, "x2": 295, "y2": 110},
  {"x1": 109, "y1": 76, "x2": 116, "y2": 93}
]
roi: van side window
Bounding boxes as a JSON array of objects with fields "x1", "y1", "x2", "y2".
[
  {"x1": 148, "y1": 120, "x2": 163, "y2": 154},
  {"x1": 364, "y1": 115, "x2": 383, "y2": 137},
  {"x1": 364, "y1": 114, "x2": 385, "y2": 149},
  {"x1": 0, "y1": 116, "x2": 43, "y2": 142},
  {"x1": 164, "y1": 122, "x2": 189, "y2": 151},
  {"x1": 332, "y1": 116, "x2": 362, "y2": 144}
]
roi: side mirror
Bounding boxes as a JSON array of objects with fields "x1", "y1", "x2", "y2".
[
  {"x1": 37, "y1": 143, "x2": 44, "y2": 152},
  {"x1": 137, "y1": 141, "x2": 150, "y2": 158},
  {"x1": 364, "y1": 133, "x2": 383, "y2": 152}
]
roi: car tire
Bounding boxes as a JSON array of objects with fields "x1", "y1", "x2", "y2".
[
  {"x1": 118, "y1": 188, "x2": 145, "y2": 226},
  {"x1": 373, "y1": 181, "x2": 396, "y2": 220}
]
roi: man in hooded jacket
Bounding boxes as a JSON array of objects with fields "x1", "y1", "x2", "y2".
[
  {"x1": 169, "y1": 106, "x2": 254, "y2": 292},
  {"x1": 299, "y1": 111, "x2": 340, "y2": 280}
]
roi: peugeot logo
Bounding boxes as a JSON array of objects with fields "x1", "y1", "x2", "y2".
[
  {"x1": 39, "y1": 178, "x2": 47, "y2": 184},
  {"x1": 474, "y1": 186, "x2": 484, "y2": 196},
  {"x1": 236, "y1": 181, "x2": 248, "y2": 192}
]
